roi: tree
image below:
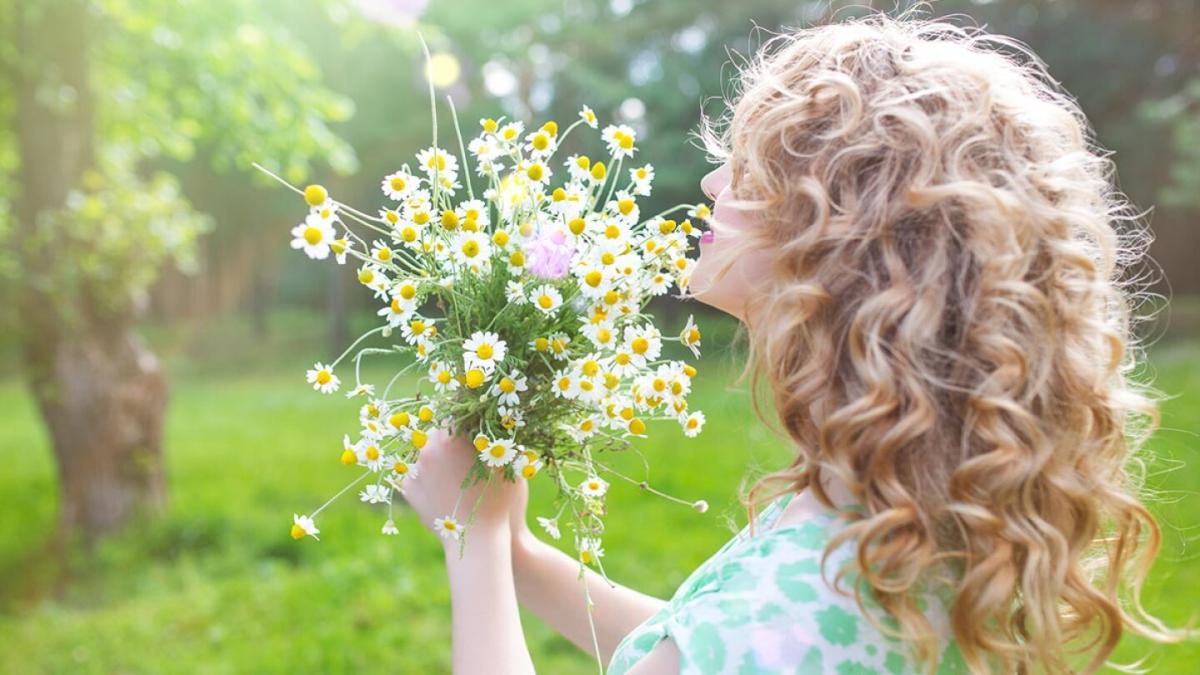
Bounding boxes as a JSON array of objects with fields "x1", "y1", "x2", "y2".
[{"x1": 0, "y1": 0, "x2": 361, "y2": 544}]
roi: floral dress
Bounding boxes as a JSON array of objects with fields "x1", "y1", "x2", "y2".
[{"x1": 605, "y1": 492, "x2": 967, "y2": 674}]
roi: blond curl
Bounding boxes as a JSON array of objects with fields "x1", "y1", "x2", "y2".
[{"x1": 697, "y1": 10, "x2": 1196, "y2": 674}]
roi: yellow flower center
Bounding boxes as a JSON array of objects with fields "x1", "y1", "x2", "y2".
[
  {"x1": 499, "y1": 377, "x2": 516, "y2": 393},
  {"x1": 365, "y1": 445, "x2": 380, "y2": 461},
  {"x1": 414, "y1": 211, "x2": 430, "y2": 225},
  {"x1": 304, "y1": 184, "x2": 328, "y2": 206},
  {"x1": 629, "y1": 418, "x2": 646, "y2": 434},
  {"x1": 492, "y1": 230, "x2": 509, "y2": 246},
  {"x1": 358, "y1": 269, "x2": 374, "y2": 284},
  {"x1": 659, "y1": 219, "x2": 677, "y2": 234},
  {"x1": 532, "y1": 133, "x2": 550, "y2": 151},
  {"x1": 604, "y1": 225, "x2": 619, "y2": 239},
  {"x1": 391, "y1": 298, "x2": 403, "y2": 314},
  {"x1": 521, "y1": 465, "x2": 537, "y2": 479},
  {"x1": 394, "y1": 461, "x2": 409, "y2": 474},
  {"x1": 476, "y1": 343, "x2": 494, "y2": 360},
  {"x1": 510, "y1": 251, "x2": 525, "y2": 267},
  {"x1": 376, "y1": 247, "x2": 392, "y2": 261},
  {"x1": 291, "y1": 523, "x2": 306, "y2": 540},
  {"x1": 631, "y1": 337, "x2": 649, "y2": 354},
  {"x1": 527, "y1": 163, "x2": 544, "y2": 181},
  {"x1": 585, "y1": 271, "x2": 602, "y2": 287},
  {"x1": 590, "y1": 162, "x2": 606, "y2": 180},
  {"x1": 389, "y1": 412, "x2": 410, "y2": 428},
  {"x1": 400, "y1": 284, "x2": 416, "y2": 300},
  {"x1": 615, "y1": 353, "x2": 630, "y2": 366},
  {"x1": 442, "y1": 210, "x2": 460, "y2": 230},
  {"x1": 582, "y1": 359, "x2": 599, "y2": 377},
  {"x1": 340, "y1": 449, "x2": 357, "y2": 465},
  {"x1": 538, "y1": 295, "x2": 554, "y2": 309},
  {"x1": 303, "y1": 226, "x2": 323, "y2": 245},
  {"x1": 618, "y1": 198, "x2": 635, "y2": 216},
  {"x1": 411, "y1": 429, "x2": 428, "y2": 449},
  {"x1": 390, "y1": 177, "x2": 406, "y2": 192},
  {"x1": 462, "y1": 239, "x2": 480, "y2": 258},
  {"x1": 683, "y1": 364, "x2": 697, "y2": 378},
  {"x1": 474, "y1": 435, "x2": 490, "y2": 451},
  {"x1": 534, "y1": 337, "x2": 549, "y2": 351},
  {"x1": 419, "y1": 406, "x2": 433, "y2": 422},
  {"x1": 597, "y1": 328, "x2": 611, "y2": 343},
  {"x1": 437, "y1": 370, "x2": 452, "y2": 384},
  {"x1": 316, "y1": 370, "x2": 332, "y2": 385},
  {"x1": 465, "y1": 369, "x2": 485, "y2": 389},
  {"x1": 568, "y1": 218, "x2": 586, "y2": 235}
]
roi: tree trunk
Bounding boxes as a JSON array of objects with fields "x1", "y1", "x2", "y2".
[
  {"x1": 31, "y1": 325, "x2": 169, "y2": 541},
  {"x1": 13, "y1": 0, "x2": 169, "y2": 545}
]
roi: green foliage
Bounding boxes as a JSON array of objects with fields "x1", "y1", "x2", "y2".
[
  {"x1": 1142, "y1": 78, "x2": 1200, "y2": 211},
  {"x1": 0, "y1": 0, "x2": 367, "y2": 325}
]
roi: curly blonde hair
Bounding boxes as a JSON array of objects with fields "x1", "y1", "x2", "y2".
[{"x1": 698, "y1": 11, "x2": 1194, "y2": 674}]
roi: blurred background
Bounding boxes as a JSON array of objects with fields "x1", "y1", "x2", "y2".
[{"x1": 1, "y1": 0, "x2": 1198, "y2": 672}]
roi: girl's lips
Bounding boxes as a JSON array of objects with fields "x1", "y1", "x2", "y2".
[{"x1": 700, "y1": 230, "x2": 714, "y2": 244}]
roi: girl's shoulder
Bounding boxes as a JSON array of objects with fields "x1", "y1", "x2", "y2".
[{"x1": 608, "y1": 493, "x2": 967, "y2": 674}]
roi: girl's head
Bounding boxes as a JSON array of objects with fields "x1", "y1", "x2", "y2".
[{"x1": 692, "y1": 11, "x2": 1189, "y2": 674}]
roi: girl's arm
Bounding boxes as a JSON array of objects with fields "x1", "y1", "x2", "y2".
[
  {"x1": 511, "y1": 528, "x2": 667, "y2": 664},
  {"x1": 401, "y1": 429, "x2": 536, "y2": 674},
  {"x1": 444, "y1": 521, "x2": 536, "y2": 674}
]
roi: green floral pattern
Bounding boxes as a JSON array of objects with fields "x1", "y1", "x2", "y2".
[{"x1": 606, "y1": 494, "x2": 960, "y2": 674}]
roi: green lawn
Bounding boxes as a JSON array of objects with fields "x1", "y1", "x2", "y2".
[{"x1": 1, "y1": 322, "x2": 1198, "y2": 673}]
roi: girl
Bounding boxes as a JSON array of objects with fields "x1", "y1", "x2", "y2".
[{"x1": 398, "y1": 12, "x2": 1192, "y2": 674}]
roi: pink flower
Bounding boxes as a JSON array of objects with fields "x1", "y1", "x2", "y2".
[{"x1": 525, "y1": 228, "x2": 574, "y2": 280}]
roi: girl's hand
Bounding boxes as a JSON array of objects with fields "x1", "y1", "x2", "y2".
[{"x1": 400, "y1": 427, "x2": 530, "y2": 543}]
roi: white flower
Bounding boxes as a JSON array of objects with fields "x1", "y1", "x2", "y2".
[
  {"x1": 629, "y1": 164, "x2": 654, "y2": 196},
  {"x1": 359, "y1": 483, "x2": 391, "y2": 504},
  {"x1": 479, "y1": 437, "x2": 517, "y2": 467},
  {"x1": 346, "y1": 383, "x2": 375, "y2": 399},
  {"x1": 416, "y1": 146, "x2": 459, "y2": 183},
  {"x1": 536, "y1": 516, "x2": 561, "y2": 540},
  {"x1": 576, "y1": 536, "x2": 604, "y2": 564},
  {"x1": 434, "y1": 516, "x2": 461, "y2": 540},
  {"x1": 377, "y1": 294, "x2": 413, "y2": 328},
  {"x1": 356, "y1": 439, "x2": 386, "y2": 471},
  {"x1": 524, "y1": 128, "x2": 557, "y2": 158},
  {"x1": 602, "y1": 124, "x2": 637, "y2": 159},
  {"x1": 530, "y1": 285, "x2": 563, "y2": 314},
  {"x1": 381, "y1": 519, "x2": 400, "y2": 535},
  {"x1": 579, "y1": 476, "x2": 609, "y2": 498},
  {"x1": 306, "y1": 362, "x2": 340, "y2": 394},
  {"x1": 331, "y1": 235, "x2": 352, "y2": 265},
  {"x1": 290, "y1": 212, "x2": 336, "y2": 259},
  {"x1": 680, "y1": 314, "x2": 702, "y2": 358},
  {"x1": 368, "y1": 240, "x2": 395, "y2": 266},
  {"x1": 429, "y1": 360, "x2": 460, "y2": 393},
  {"x1": 681, "y1": 410, "x2": 706, "y2": 438},
  {"x1": 291, "y1": 514, "x2": 319, "y2": 540},
  {"x1": 489, "y1": 374, "x2": 528, "y2": 407},
  {"x1": 453, "y1": 230, "x2": 492, "y2": 268},
  {"x1": 463, "y1": 331, "x2": 507, "y2": 372},
  {"x1": 579, "y1": 105, "x2": 598, "y2": 129},
  {"x1": 513, "y1": 449, "x2": 542, "y2": 479},
  {"x1": 505, "y1": 281, "x2": 526, "y2": 305},
  {"x1": 381, "y1": 170, "x2": 416, "y2": 200},
  {"x1": 623, "y1": 324, "x2": 663, "y2": 365}
]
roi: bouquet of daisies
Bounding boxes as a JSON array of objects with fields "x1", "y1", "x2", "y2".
[{"x1": 260, "y1": 65, "x2": 710, "y2": 572}]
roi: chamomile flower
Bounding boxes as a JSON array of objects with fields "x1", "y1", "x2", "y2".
[
  {"x1": 513, "y1": 450, "x2": 542, "y2": 479},
  {"x1": 330, "y1": 235, "x2": 353, "y2": 265},
  {"x1": 453, "y1": 230, "x2": 492, "y2": 268},
  {"x1": 401, "y1": 316, "x2": 435, "y2": 346},
  {"x1": 479, "y1": 438, "x2": 517, "y2": 467},
  {"x1": 623, "y1": 324, "x2": 663, "y2": 365},
  {"x1": 434, "y1": 516, "x2": 461, "y2": 540},
  {"x1": 579, "y1": 476, "x2": 609, "y2": 498},
  {"x1": 602, "y1": 124, "x2": 637, "y2": 158},
  {"x1": 530, "y1": 285, "x2": 563, "y2": 314},
  {"x1": 576, "y1": 536, "x2": 604, "y2": 564},
  {"x1": 581, "y1": 321, "x2": 618, "y2": 350},
  {"x1": 565, "y1": 153, "x2": 593, "y2": 182},
  {"x1": 382, "y1": 170, "x2": 416, "y2": 200},
  {"x1": 429, "y1": 360, "x2": 460, "y2": 393},
  {"x1": 381, "y1": 519, "x2": 400, "y2": 535},
  {"x1": 536, "y1": 516, "x2": 561, "y2": 540},
  {"x1": 359, "y1": 483, "x2": 391, "y2": 504},
  {"x1": 579, "y1": 105, "x2": 598, "y2": 128},
  {"x1": 370, "y1": 240, "x2": 395, "y2": 265},
  {"x1": 378, "y1": 294, "x2": 413, "y2": 327},
  {"x1": 525, "y1": 128, "x2": 557, "y2": 157},
  {"x1": 356, "y1": 439, "x2": 386, "y2": 471},
  {"x1": 290, "y1": 212, "x2": 336, "y2": 259},
  {"x1": 629, "y1": 164, "x2": 654, "y2": 196},
  {"x1": 505, "y1": 280, "x2": 526, "y2": 305},
  {"x1": 680, "y1": 314, "x2": 702, "y2": 358},
  {"x1": 680, "y1": 410, "x2": 706, "y2": 438},
  {"x1": 489, "y1": 374, "x2": 528, "y2": 407},
  {"x1": 306, "y1": 363, "x2": 340, "y2": 394},
  {"x1": 416, "y1": 147, "x2": 459, "y2": 183},
  {"x1": 463, "y1": 331, "x2": 506, "y2": 372},
  {"x1": 291, "y1": 514, "x2": 320, "y2": 540},
  {"x1": 346, "y1": 383, "x2": 375, "y2": 399}
]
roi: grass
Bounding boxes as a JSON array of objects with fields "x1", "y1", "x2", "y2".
[{"x1": 0, "y1": 315, "x2": 1197, "y2": 673}]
